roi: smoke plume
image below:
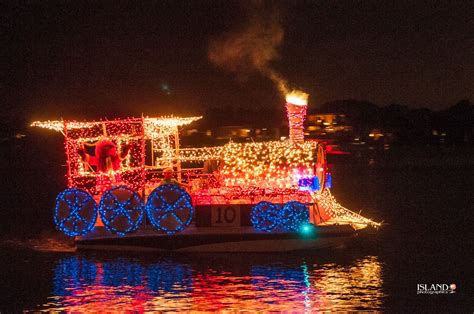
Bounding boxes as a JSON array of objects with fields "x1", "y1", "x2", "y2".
[{"x1": 208, "y1": 1, "x2": 289, "y2": 95}]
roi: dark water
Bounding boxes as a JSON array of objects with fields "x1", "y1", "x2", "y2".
[{"x1": 1, "y1": 139, "x2": 473, "y2": 311}]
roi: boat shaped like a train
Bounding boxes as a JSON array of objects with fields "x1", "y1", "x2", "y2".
[{"x1": 32, "y1": 111, "x2": 380, "y2": 252}]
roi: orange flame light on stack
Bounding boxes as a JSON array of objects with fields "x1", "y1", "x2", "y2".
[{"x1": 285, "y1": 90, "x2": 309, "y2": 142}]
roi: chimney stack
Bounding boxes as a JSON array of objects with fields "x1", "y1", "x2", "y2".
[{"x1": 285, "y1": 91, "x2": 309, "y2": 142}]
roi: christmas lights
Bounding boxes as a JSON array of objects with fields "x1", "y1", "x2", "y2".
[
  {"x1": 280, "y1": 201, "x2": 310, "y2": 231},
  {"x1": 54, "y1": 188, "x2": 98, "y2": 237},
  {"x1": 34, "y1": 114, "x2": 382, "y2": 234},
  {"x1": 298, "y1": 177, "x2": 320, "y2": 192},
  {"x1": 31, "y1": 116, "x2": 201, "y2": 133},
  {"x1": 251, "y1": 201, "x2": 310, "y2": 232},
  {"x1": 312, "y1": 189, "x2": 381, "y2": 228},
  {"x1": 218, "y1": 141, "x2": 319, "y2": 190},
  {"x1": 32, "y1": 116, "x2": 326, "y2": 200},
  {"x1": 176, "y1": 140, "x2": 325, "y2": 202},
  {"x1": 31, "y1": 116, "x2": 201, "y2": 194},
  {"x1": 98, "y1": 186, "x2": 144, "y2": 236},
  {"x1": 325, "y1": 173, "x2": 332, "y2": 189},
  {"x1": 286, "y1": 90, "x2": 309, "y2": 143},
  {"x1": 251, "y1": 201, "x2": 280, "y2": 232},
  {"x1": 315, "y1": 145, "x2": 326, "y2": 192},
  {"x1": 173, "y1": 146, "x2": 223, "y2": 162},
  {"x1": 146, "y1": 184, "x2": 194, "y2": 234}
]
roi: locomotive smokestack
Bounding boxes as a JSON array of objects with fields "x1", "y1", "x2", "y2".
[{"x1": 285, "y1": 90, "x2": 309, "y2": 142}]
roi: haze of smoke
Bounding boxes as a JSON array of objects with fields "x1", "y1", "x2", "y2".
[{"x1": 208, "y1": 2, "x2": 289, "y2": 95}]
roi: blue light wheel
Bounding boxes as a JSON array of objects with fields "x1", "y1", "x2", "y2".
[
  {"x1": 99, "y1": 186, "x2": 144, "y2": 236},
  {"x1": 251, "y1": 201, "x2": 280, "y2": 232},
  {"x1": 280, "y1": 201, "x2": 310, "y2": 231},
  {"x1": 54, "y1": 188, "x2": 98, "y2": 237},
  {"x1": 146, "y1": 184, "x2": 194, "y2": 234}
]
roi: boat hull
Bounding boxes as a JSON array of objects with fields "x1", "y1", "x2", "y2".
[{"x1": 75, "y1": 225, "x2": 358, "y2": 252}]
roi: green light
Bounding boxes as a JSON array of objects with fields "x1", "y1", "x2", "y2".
[{"x1": 299, "y1": 223, "x2": 315, "y2": 236}]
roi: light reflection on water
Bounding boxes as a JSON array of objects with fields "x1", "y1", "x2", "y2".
[{"x1": 37, "y1": 254, "x2": 384, "y2": 312}]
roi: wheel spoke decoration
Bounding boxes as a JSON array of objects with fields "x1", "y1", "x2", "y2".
[
  {"x1": 146, "y1": 184, "x2": 194, "y2": 234},
  {"x1": 251, "y1": 201, "x2": 280, "y2": 232},
  {"x1": 99, "y1": 186, "x2": 144, "y2": 236},
  {"x1": 54, "y1": 188, "x2": 98, "y2": 237},
  {"x1": 280, "y1": 201, "x2": 309, "y2": 231}
]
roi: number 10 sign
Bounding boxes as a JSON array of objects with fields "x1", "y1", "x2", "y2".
[{"x1": 211, "y1": 205, "x2": 241, "y2": 227}]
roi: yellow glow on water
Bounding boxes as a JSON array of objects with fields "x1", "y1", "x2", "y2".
[{"x1": 35, "y1": 255, "x2": 384, "y2": 312}]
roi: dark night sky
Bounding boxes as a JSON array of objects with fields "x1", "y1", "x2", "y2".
[{"x1": 2, "y1": 0, "x2": 473, "y2": 122}]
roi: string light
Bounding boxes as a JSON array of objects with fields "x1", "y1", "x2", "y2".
[
  {"x1": 32, "y1": 116, "x2": 322, "y2": 198},
  {"x1": 311, "y1": 189, "x2": 381, "y2": 228},
  {"x1": 31, "y1": 116, "x2": 201, "y2": 193},
  {"x1": 251, "y1": 201, "x2": 310, "y2": 232},
  {"x1": 146, "y1": 184, "x2": 194, "y2": 234},
  {"x1": 286, "y1": 90, "x2": 309, "y2": 143},
  {"x1": 54, "y1": 188, "x2": 98, "y2": 237},
  {"x1": 34, "y1": 114, "x2": 381, "y2": 232},
  {"x1": 325, "y1": 173, "x2": 332, "y2": 189},
  {"x1": 280, "y1": 201, "x2": 310, "y2": 231},
  {"x1": 218, "y1": 141, "x2": 318, "y2": 190},
  {"x1": 178, "y1": 140, "x2": 324, "y2": 204},
  {"x1": 98, "y1": 186, "x2": 144, "y2": 236},
  {"x1": 251, "y1": 201, "x2": 280, "y2": 232},
  {"x1": 31, "y1": 116, "x2": 201, "y2": 133}
]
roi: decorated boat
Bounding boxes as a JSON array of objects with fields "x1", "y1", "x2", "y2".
[{"x1": 32, "y1": 92, "x2": 380, "y2": 252}]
